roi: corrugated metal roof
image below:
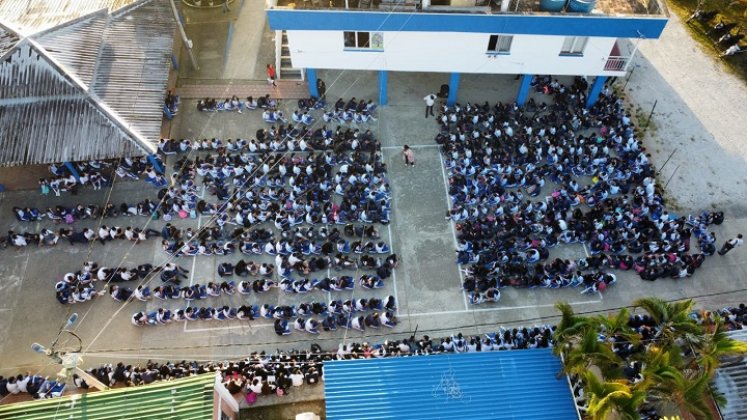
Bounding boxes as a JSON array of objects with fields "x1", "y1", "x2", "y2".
[
  {"x1": 324, "y1": 349, "x2": 579, "y2": 420},
  {"x1": 0, "y1": 38, "x2": 154, "y2": 166},
  {"x1": 0, "y1": 0, "x2": 172, "y2": 166},
  {"x1": 714, "y1": 329, "x2": 747, "y2": 419},
  {"x1": 32, "y1": 9, "x2": 109, "y2": 88},
  {"x1": 0, "y1": 373, "x2": 215, "y2": 420},
  {"x1": 91, "y1": 0, "x2": 176, "y2": 145},
  {"x1": 0, "y1": 21, "x2": 19, "y2": 58},
  {"x1": 0, "y1": 0, "x2": 136, "y2": 35}
]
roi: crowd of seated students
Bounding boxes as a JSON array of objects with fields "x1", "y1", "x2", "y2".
[
  {"x1": 55, "y1": 262, "x2": 155, "y2": 304},
  {"x1": 39, "y1": 157, "x2": 166, "y2": 196},
  {"x1": 13, "y1": 199, "x2": 165, "y2": 224},
  {"x1": 0, "y1": 320, "x2": 557, "y2": 403},
  {"x1": 131, "y1": 293, "x2": 397, "y2": 333},
  {"x1": 0, "y1": 373, "x2": 67, "y2": 400},
  {"x1": 5, "y1": 224, "x2": 159, "y2": 251},
  {"x1": 196, "y1": 94, "x2": 277, "y2": 113},
  {"x1": 435, "y1": 77, "x2": 722, "y2": 303}
]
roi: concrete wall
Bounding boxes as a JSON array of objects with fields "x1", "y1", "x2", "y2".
[{"x1": 286, "y1": 30, "x2": 625, "y2": 76}]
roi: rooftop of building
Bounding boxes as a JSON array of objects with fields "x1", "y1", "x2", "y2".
[{"x1": 271, "y1": 0, "x2": 668, "y2": 19}]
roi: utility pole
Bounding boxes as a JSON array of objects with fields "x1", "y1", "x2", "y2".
[
  {"x1": 31, "y1": 313, "x2": 109, "y2": 391},
  {"x1": 169, "y1": 0, "x2": 200, "y2": 70}
]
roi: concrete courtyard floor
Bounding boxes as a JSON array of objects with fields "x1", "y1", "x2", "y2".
[{"x1": 3, "y1": 11, "x2": 747, "y2": 380}]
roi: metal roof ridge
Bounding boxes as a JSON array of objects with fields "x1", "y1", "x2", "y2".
[{"x1": 28, "y1": 8, "x2": 110, "y2": 38}]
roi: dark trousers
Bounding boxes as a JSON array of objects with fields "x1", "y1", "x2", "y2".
[
  {"x1": 425, "y1": 105, "x2": 434, "y2": 118},
  {"x1": 718, "y1": 243, "x2": 734, "y2": 255}
]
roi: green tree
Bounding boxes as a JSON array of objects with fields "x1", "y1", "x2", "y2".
[
  {"x1": 582, "y1": 370, "x2": 647, "y2": 420},
  {"x1": 632, "y1": 297, "x2": 703, "y2": 347}
]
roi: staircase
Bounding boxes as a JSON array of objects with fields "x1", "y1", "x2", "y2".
[{"x1": 276, "y1": 30, "x2": 303, "y2": 81}]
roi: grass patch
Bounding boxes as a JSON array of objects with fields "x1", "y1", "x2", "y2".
[{"x1": 668, "y1": 0, "x2": 747, "y2": 81}]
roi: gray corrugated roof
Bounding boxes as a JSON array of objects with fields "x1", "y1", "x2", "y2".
[
  {"x1": 0, "y1": 21, "x2": 20, "y2": 59},
  {"x1": 0, "y1": 0, "x2": 173, "y2": 166},
  {"x1": 0, "y1": 39, "x2": 149, "y2": 166},
  {"x1": 32, "y1": 9, "x2": 109, "y2": 88},
  {"x1": 91, "y1": 0, "x2": 176, "y2": 144},
  {"x1": 0, "y1": 0, "x2": 136, "y2": 35},
  {"x1": 714, "y1": 329, "x2": 747, "y2": 419}
]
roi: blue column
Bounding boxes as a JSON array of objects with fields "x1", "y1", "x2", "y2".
[
  {"x1": 516, "y1": 74, "x2": 533, "y2": 106},
  {"x1": 307, "y1": 68, "x2": 319, "y2": 98},
  {"x1": 378, "y1": 70, "x2": 388, "y2": 106},
  {"x1": 586, "y1": 76, "x2": 607, "y2": 108},
  {"x1": 148, "y1": 154, "x2": 164, "y2": 174},
  {"x1": 447, "y1": 72, "x2": 460, "y2": 106},
  {"x1": 64, "y1": 162, "x2": 81, "y2": 183}
]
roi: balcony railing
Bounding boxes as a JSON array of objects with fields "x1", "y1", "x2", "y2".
[
  {"x1": 268, "y1": 0, "x2": 668, "y2": 17},
  {"x1": 604, "y1": 56, "x2": 629, "y2": 72}
]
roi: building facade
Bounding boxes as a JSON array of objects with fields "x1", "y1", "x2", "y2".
[{"x1": 266, "y1": 0, "x2": 668, "y2": 107}]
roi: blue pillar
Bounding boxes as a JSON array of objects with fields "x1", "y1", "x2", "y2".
[
  {"x1": 64, "y1": 162, "x2": 81, "y2": 183},
  {"x1": 586, "y1": 76, "x2": 607, "y2": 108},
  {"x1": 516, "y1": 74, "x2": 533, "y2": 106},
  {"x1": 378, "y1": 70, "x2": 388, "y2": 106},
  {"x1": 148, "y1": 154, "x2": 164, "y2": 174},
  {"x1": 307, "y1": 68, "x2": 319, "y2": 98},
  {"x1": 447, "y1": 72, "x2": 460, "y2": 106}
]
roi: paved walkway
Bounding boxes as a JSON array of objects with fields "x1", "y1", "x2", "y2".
[
  {"x1": 625, "y1": 12, "x2": 747, "y2": 215},
  {"x1": 177, "y1": 80, "x2": 310, "y2": 100}
]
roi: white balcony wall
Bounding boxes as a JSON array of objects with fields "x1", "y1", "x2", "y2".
[{"x1": 286, "y1": 30, "x2": 627, "y2": 76}]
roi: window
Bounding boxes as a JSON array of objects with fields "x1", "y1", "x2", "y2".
[
  {"x1": 560, "y1": 36, "x2": 588, "y2": 55},
  {"x1": 343, "y1": 31, "x2": 383, "y2": 50},
  {"x1": 487, "y1": 34, "x2": 513, "y2": 54}
]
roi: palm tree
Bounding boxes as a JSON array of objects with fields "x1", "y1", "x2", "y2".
[
  {"x1": 561, "y1": 327, "x2": 620, "y2": 378},
  {"x1": 596, "y1": 307, "x2": 641, "y2": 348},
  {"x1": 632, "y1": 297, "x2": 704, "y2": 347},
  {"x1": 695, "y1": 315, "x2": 747, "y2": 375},
  {"x1": 582, "y1": 370, "x2": 647, "y2": 420},
  {"x1": 552, "y1": 302, "x2": 596, "y2": 356}
]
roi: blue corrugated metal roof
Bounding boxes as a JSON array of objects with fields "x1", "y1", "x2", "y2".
[{"x1": 324, "y1": 349, "x2": 578, "y2": 420}]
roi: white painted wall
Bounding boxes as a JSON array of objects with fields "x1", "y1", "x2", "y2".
[{"x1": 286, "y1": 30, "x2": 628, "y2": 76}]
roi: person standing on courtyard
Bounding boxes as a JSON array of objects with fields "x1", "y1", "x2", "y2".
[
  {"x1": 266, "y1": 64, "x2": 277, "y2": 87},
  {"x1": 317, "y1": 79, "x2": 326, "y2": 101},
  {"x1": 402, "y1": 145, "x2": 415, "y2": 167},
  {"x1": 719, "y1": 234, "x2": 743, "y2": 255},
  {"x1": 423, "y1": 93, "x2": 436, "y2": 118}
]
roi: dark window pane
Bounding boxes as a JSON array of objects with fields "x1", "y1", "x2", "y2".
[
  {"x1": 357, "y1": 32, "x2": 370, "y2": 48},
  {"x1": 487, "y1": 35, "x2": 498, "y2": 51},
  {"x1": 344, "y1": 31, "x2": 356, "y2": 48}
]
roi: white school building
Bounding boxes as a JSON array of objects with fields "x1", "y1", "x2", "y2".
[{"x1": 266, "y1": 0, "x2": 668, "y2": 107}]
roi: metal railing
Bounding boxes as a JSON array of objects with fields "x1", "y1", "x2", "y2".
[
  {"x1": 604, "y1": 56, "x2": 629, "y2": 72},
  {"x1": 268, "y1": 0, "x2": 668, "y2": 17}
]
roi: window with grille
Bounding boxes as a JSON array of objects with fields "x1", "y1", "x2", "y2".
[
  {"x1": 343, "y1": 31, "x2": 384, "y2": 50},
  {"x1": 560, "y1": 36, "x2": 588, "y2": 55},
  {"x1": 487, "y1": 34, "x2": 513, "y2": 54}
]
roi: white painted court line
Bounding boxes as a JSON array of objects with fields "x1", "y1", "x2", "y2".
[
  {"x1": 438, "y1": 154, "x2": 469, "y2": 310},
  {"x1": 402, "y1": 299, "x2": 602, "y2": 317},
  {"x1": 184, "y1": 215, "x2": 204, "y2": 332},
  {"x1": 387, "y1": 223, "x2": 401, "y2": 317}
]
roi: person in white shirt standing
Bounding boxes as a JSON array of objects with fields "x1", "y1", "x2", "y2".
[
  {"x1": 423, "y1": 93, "x2": 436, "y2": 118},
  {"x1": 719, "y1": 234, "x2": 743, "y2": 255}
]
